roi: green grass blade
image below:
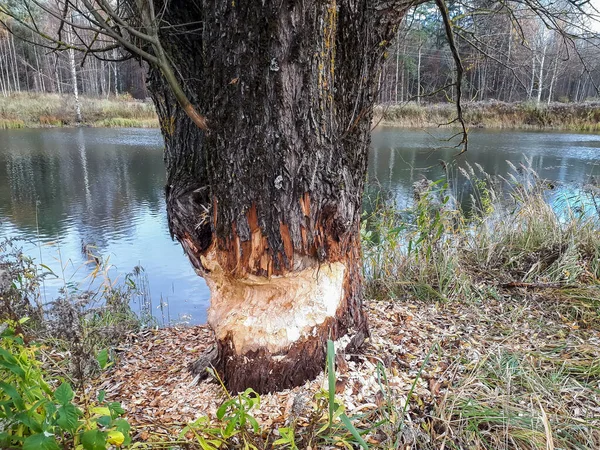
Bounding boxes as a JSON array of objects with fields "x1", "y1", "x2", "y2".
[
  {"x1": 327, "y1": 339, "x2": 336, "y2": 426},
  {"x1": 340, "y1": 413, "x2": 369, "y2": 450}
]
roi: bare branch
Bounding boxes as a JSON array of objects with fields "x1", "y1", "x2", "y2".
[{"x1": 435, "y1": 0, "x2": 468, "y2": 155}]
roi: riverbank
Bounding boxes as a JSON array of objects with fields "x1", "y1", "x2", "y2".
[
  {"x1": 2, "y1": 94, "x2": 600, "y2": 132},
  {"x1": 2, "y1": 161, "x2": 600, "y2": 448},
  {"x1": 375, "y1": 100, "x2": 600, "y2": 131},
  {"x1": 0, "y1": 92, "x2": 158, "y2": 129},
  {"x1": 90, "y1": 293, "x2": 600, "y2": 449}
]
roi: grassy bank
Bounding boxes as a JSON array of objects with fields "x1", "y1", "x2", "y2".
[
  {"x1": 2, "y1": 94, "x2": 600, "y2": 132},
  {"x1": 375, "y1": 100, "x2": 600, "y2": 131},
  {"x1": 0, "y1": 92, "x2": 158, "y2": 129},
  {"x1": 360, "y1": 161, "x2": 600, "y2": 448}
]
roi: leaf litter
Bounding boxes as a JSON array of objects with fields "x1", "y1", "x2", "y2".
[{"x1": 88, "y1": 289, "x2": 600, "y2": 448}]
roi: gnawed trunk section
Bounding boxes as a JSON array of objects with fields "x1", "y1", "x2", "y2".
[{"x1": 201, "y1": 235, "x2": 364, "y2": 392}]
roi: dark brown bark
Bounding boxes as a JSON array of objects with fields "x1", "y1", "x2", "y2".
[{"x1": 147, "y1": 0, "x2": 410, "y2": 393}]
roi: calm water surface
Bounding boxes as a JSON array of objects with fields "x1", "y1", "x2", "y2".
[{"x1": 1, "y1": 127, "x2": 599, "y2": 324}]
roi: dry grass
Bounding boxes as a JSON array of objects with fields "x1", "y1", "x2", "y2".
[
  {"x1": 375, "y1": 100, "x2": 600, "y2": 131},
  {"x1": 361, "y1": 161, "x2": 600, "y2": 449},
  {"x1": 360, "y1": 292, "x2": 600, "y2": 450},
  {"x1": 93, "y1": 117, "x2": 159, "y2": 128},
  {"x1": 0, "y1": 92, "x2": 157, "y2": 128}
]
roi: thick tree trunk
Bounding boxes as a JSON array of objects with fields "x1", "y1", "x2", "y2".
[{"x1": 147, "y1": 0, "x2": 407, "y2": 393}]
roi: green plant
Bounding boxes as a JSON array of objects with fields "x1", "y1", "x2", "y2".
[
  {"x1": 319, "y1": 340, "x2": 369, "y2": 450},
  {"x1": 215, "y1": 387, "x2": 261, "y2": 441},
  {"x1": 272, "y1": 426, "x2": 298, "y2": 449},
  {"x1": 0, "y1": 322, "x2": 131, "y2": 449},
  {"x1": 180, "y1": 370, "x2": 262, "y2": 450},
  {"x1": 178, "y1": 341, "x2": 372, "y2": 449}
]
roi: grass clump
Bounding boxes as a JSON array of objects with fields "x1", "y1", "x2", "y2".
[
  {"x1": 93, "y1": 117, "x2": 159, "y2": 128},
  {"x1": 0, "y1": 118, "x2": 26, "y2": 129},
  {"x1": 375, "y1": 100, "x2": 600, "y2": 131},
  {"x1": 0, "y1": 92, "x2": 157, "y2": 128}
]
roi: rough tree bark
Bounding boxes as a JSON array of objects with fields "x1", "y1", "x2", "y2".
[{"x1": 147, "y1": 0, "x2": 413, "y2": 393}]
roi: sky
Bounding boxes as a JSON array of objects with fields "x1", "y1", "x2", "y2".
[{"x1": 589, "y1": 0, "x2": 600, "y2": 32}]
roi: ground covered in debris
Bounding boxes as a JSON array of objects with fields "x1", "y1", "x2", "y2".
[{"x1": 90, "y1": 290, "x2": 600, "y2": 449}]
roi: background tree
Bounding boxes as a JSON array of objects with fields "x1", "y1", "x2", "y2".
[{"x1": 374, "y1": 0, "x2": 600, "y2": 104}]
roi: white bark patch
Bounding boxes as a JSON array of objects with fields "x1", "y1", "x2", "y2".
[{"x1": 201, "y1": 249, "x2": 345, "y2": 355}]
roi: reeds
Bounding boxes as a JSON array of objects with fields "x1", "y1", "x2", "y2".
[
  {"x1": 363, "y1": 159, "x2": 600, "y2": 301},
  {"x1": 0, "y1": 92, "x2": 157, "y2": 128},
  {"x1": 374, "y1": 100, "x2": 600, "y2": 131}
]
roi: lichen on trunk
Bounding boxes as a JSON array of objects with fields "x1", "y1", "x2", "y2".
[{"x1": 147, "y1": 0, "x2": 410, "y2": 393}]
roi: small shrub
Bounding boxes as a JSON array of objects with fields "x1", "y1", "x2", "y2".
[
  {"x1": 1, "y1": 238, "x2": 145, "y2": 385},
  {"x1": 0, "y1": 321, "x2": 132, "y2": 449}
]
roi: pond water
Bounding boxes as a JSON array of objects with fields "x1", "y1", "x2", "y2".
[{"x1": 1, "y1": 127, "x2": 599, "y2": 324}]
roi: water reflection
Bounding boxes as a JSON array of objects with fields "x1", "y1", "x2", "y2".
[{"x1": 368, "y1": 128, "x2": 600, "y2": 211}]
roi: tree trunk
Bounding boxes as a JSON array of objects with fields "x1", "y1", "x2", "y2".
[
  {"x1": 547, "y1": 44, "x2": 560, "y2": 105},
  {"x1": 400, "y1": 40, "x2": 406, "y2": 102},
  {"x1": 67, "y1": 17, "x2": 82, "y2": 123},
  {"x1": 417, "y1": 39, "x2": 422, "y2": 104},
  {"x1": 68, "y1": 45, "x2": 82, "y2": 122},
  {"x1": 395, "y1": 28, "x2": 400, "y2": 103},
  {"x1": 536, "y1": 39, "x2": 547, "y2": 104},
  {"x1": 147, "y1": 0, "x2": 408, "y2": 394},
  {"x1": 112, "y1": 49, "x2": 119, "y2": 96},
  {"x1": 2, "y1": 39, "x2": 13, "y2": 92},
  {"x1": 100, "y1": 60, "x2": 107, "y2": 97},
  {"x1": 528, "y1": 49, "x2": 536, "y2": 101},
  {"x1": 10, "y1": 34, "x2": 20, "y2": 92}
]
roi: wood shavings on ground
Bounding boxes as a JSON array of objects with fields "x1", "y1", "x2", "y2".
[{"x1": 88, "y1": 292, "x2": 600, "y2": 448}]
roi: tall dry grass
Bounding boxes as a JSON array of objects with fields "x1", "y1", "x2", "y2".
[
  {"x1": 0, "y1": 92, "x2": 158, "y2": 128},
  {"x1": 375, "y1": 100, "x2": 600, "y2": 131},
  {"x1": 362, "y1": 159, "x2": 600, "y2": 301}
]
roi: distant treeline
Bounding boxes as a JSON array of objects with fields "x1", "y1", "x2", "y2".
[
  {"x1": 374, "y1": 5, "x2": 600, "y2": 105},
  {"x1": 0, "y1": 2, "x2": 599, "y2": 107},
  {"x1": 0, "y1": 27, "x2": 148, "y2": 99}
]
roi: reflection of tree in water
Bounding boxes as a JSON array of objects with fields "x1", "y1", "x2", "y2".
[{"x1": 0, "y1": 129, "x2": 165, "y2": 249}]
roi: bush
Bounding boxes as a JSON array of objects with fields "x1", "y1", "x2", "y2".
[{"x1": 0, "y1": 321, "x2": 132, "y2": 449}]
